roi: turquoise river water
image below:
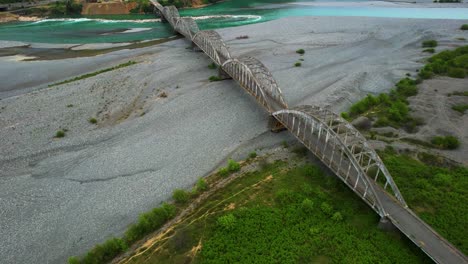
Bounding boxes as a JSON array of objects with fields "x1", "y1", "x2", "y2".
[{"x1": 1, "y1": 0, "x2": 468, "y2": 44}]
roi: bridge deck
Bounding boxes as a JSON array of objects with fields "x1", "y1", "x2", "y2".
[{"x1": 149, "y1": 2, "x2": 468, "y2": 263}]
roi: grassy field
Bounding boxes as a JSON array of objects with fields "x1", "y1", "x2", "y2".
[{"x1": 120, "y1": 155, "x2": 439, "y2": 264}]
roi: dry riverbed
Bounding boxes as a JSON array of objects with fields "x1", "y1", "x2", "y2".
[{"x1": 0, "y1": 16, "x2": 467, "y2": 264}]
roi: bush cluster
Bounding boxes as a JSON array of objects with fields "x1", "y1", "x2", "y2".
[
  {"x1": 173, "y1": 189, "x2": 190, "y2": 204},
  {"x1": 462, "y1": 24, "x2": 468, "y2": 30},
  {"x1": 218, "y1": 159, "x2": 241, "y2": 177},
  {"x1": 209, "y1": 76, "x2": 223, "y2": 82},
  {"x1": 296, "y1": 49, "x2": 305, "y2": 55},
  {"x1": 422, "y1": 40, "x2": 438, "y2": 48},
  {"x1": 431, "y1": 136, "x2": 460, "y2": 150},
  {"x1": 420, "y1": 46, "x2": 468, "y2": 80},
  {"x1": 208, "y1": 62, "x2": 217, "y2": 69},
  {"x1": 70, "y1": 203, "x2": 176, "y2": 263}
]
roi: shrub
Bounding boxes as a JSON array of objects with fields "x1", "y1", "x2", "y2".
[
  {"x1": 124, "y1": 203, "x2": 176, "y2": 244},
  {"x1": 396, "y1": 78, "x2": 418, "y2": 97},
  {"x1": 452, "y1": 104, "x2": 468, "y2": 113},
  {"x1": 89, "y1": 118, "x2": 97, "y2": 124},
  {"x1": 461, "y1": 24, "x2": 468, "y2": 30},
  {"x1": 431, "y1": 136, "x2": 460, "y2": 150},
  {"x1": 331, "y1": 212, "x2": 343, "y2": 222},
  {"x1": 422, "y1": 40, "x2": 438, "y2": 48},
  {"x1": 68, "y1": 256, "x2": 80, "y2": 264},
  {"x1": 275, "y1": 189, "x2": 301, "y2": 207},
  {"x1": 81, "y1": 237, "x2": 127, "y2": 264},
  {"x1": 296, "y1": 49, "x2": 305, "y2": 55},
  {"x1": 388, "y1": 100, "x2": 409, "y2": 122},
  {"x1": 173, "y1": 189, "x2": 190, "y2": 204},
  {"x1": 218, "y1": 167, "x2": 229, "y2": 177},
  {"x1": 447, "y1": 67, "x2": 466, "y2": 78},
  {"x1": 55, "y1": 130, "x2": 65, "y2": 138},
  {"x1": 227, "y1": 159, "x2": 240, "y2": 172},
  {"x1": 294, "y1": 62, "x2": 302, "y2": 67},
  {"x1": 320, "y1": 202, "x2": 333, "y2": 216},
  {"x1": 209, "y1": 76, "x2": 222, "y2": 82},
  {"x1": 423, "y1": 48, "x2": 435, "y2": 53},
  {"x1": 452, "y1": 54, "x2": 468, "y2": 69},
  {"x1": 217, "y1": 213, "x2": 236, "y2": 230},
  {"x1": 249, "y1": 151, "x2": 257, "y2": 159},
  {"x1": 208, "y1": 62, "x2": 217, "y2": 69},
  {"x1": 196, "y1": 178, "x2": 208, "y2": 192},
  {"x1": 341, "y1": 112, "x2": 350, "y2": 119},
  {"x1": 301, "y1": 198, "x2": 314, "y2": 214}
]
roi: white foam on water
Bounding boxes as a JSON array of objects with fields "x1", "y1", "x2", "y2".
[
  {"x1": 32, "y1": 18, "x2": 162, "y2": 24},
  {"x1": 190, "y1": 14, "x2": 262, "y2": 22}
]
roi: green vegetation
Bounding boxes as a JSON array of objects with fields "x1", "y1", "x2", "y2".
[
  {"x1": 423, "y1": 48, "x2": 435, "y2": 53},
  {"x1": 129, "y1": 0, "x2": 153, "y2": 14},
  {"x1": 380, "y1": 150, "x2": 468, "y2": 253},
  {"x1": 217, "y1": 159, "x2": 241, "y2": 177},
  {"x1": 69, "y1": 202, "x2": 177, "y2": 264},
  {"x1": 449, "y1": 91, "x2": 468, "y2": 96},
  {"x1": 342, "y1": 78, "x2": 422, "y2": 132},
  {"x1": 173, "y1": 189, "x2": 190, "y2": 204},
  {"x1": 294, "y1": 62, "x2": 302, "y2": 67},
  {"x1": 431, "y1": 135, "x2": 460, "y2": 150},
  {"x1": 88, "y1": 118, "x2": 97, "y2": 124},
  {"x1": 157, "y1": 0, "x2": 222, "y2": 8},
  {"x1": 419, "y1": 46, "x2": 468, "y2": 80},
  {"x1": 49, "y1": 0, "x2": 82, "y2": 16},
  {"x1": 67, "y1": 104, "x2": 74, "y2": 108},
  {"x1": 209, "y1": 76, "x2": 223, "y2": 82},
  {"x1": 208, "y1": 62, "x2": 217, "y2": 69},
  {"x1": 422, "y1": 40, "x2": 438, "y2": 48},
  {"x1": 227, "y1": 159, "x2": 240, "y2": 172},
  {"x1": 249, "y1": 151, "x2": 257, "y2": 159},
  {"x1": 196, "y1": 178, "x2": 208, "y2": 192},
  {"x1": 296, "y1": 49, "x2": 305, "y2": 55},
  {"x1": 124, "y1": 160, "x2": 434, "y2": 263},
  {"x1": 49, "y1": 61, "x2": 137, "y2": 87},
  {"x1": 55, "y1": 130, "x2": 65, "y2": 138},
  {"x1": 460, "y1": 24, "x2": 468, "y2": 30},
  {"x1": 343, "y1": 46, "x2": 468, "y2": 131},
  {"x1": 452, "y1": 104, "x2": 468, "y2": 113}
]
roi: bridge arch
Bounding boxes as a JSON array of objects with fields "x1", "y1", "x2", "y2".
[
  {"x1": 192, "y1": 30, "x2": 232, "y2": 65},
  {"x1": 162, "y1": 5, "x2": 180, "y2": 27},
  {"x1": 273, "y1": 105, "x2": 407, "y2": 216},
  {"x1": 174, "y1": 17, "x2": 200, "y2": 39},
  {"x1": 222, "y1": 56, "x2": 288, "y2": 113}
]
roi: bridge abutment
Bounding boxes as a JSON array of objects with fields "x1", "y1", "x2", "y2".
[
  {"x1": 218, "y1": 67, "x2": 232, "y2": 80},
  {"x1": 191, "y1": 42, "x2": 202, "y2": 52},
  {"x1": 378, "y1": 217, "x2": 396, "y2": 231},
  {"x1": 268, "y1": 116, "x2": 286, "y2": 133}
]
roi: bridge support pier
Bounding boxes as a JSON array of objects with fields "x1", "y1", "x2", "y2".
[
  {"x1": 378, "y1": 217, "x2": 396, "y2": 231},
  {"x1": 217, "y1": 67, "x2": 232, "y2": 80},
  {"x1": 191, "y1": 41, "x2": 202, "y2": 52},
  {"x1": 268, "y1": 116, "x2": 286, "y2": 133}
]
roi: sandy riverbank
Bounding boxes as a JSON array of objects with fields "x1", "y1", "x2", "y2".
[{"x1": 0, "y1": 16, "x2": 467, "y2": 264}]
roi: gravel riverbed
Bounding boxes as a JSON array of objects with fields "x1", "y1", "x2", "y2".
[{"x1": 0, "y1": 16, "x2": 467, "y2": 263}]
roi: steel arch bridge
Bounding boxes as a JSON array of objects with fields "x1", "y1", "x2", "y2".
[
  {"x1": 147, "y1": 1, "x2": 468, "y2": 262},
  {"x1": 222, "y1": 57, "x2": 289, "y2": 113},
  {"x1": 273, "y1": 105, "x2": 407, "y2": 217}
]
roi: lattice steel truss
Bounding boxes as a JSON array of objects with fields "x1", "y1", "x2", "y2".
[
  {"x1": 193, "y1": 30, "x2": 232, "y2": 65},
  {"x1": 222, "y1": 56, "x2": 288, "y2": 113},
  {"x1": 273, "y1": 105, "x2": 408, "y2": 216},
  {"x1": 175, "y1": 17, "x2": 200, "y2": 39}
]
